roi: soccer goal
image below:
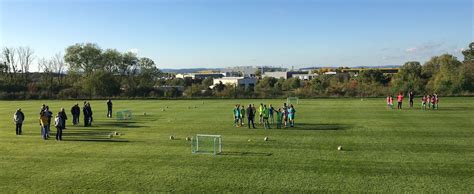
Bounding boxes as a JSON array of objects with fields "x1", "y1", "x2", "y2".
[
  {"x1": 116, "y1": 110, "x2": 133, "y2": 120},
  {"x1": 191, "y1": 134, "x2": 222, "y2": 155},
  {"x1": 287, "y1": 97, "x2": 299, "y2": 105}
]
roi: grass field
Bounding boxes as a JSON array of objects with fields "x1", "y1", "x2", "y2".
[{"x1": 0, "y1": 98, "x2": 473, "y2": 192}]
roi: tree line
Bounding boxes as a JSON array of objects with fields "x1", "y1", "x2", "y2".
[{"x1": 1, "y1": 42, "x2": 473, "y2": 99}]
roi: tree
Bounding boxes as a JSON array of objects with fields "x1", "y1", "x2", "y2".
[
  {"x1": 391, "y1": 61, "x2": 424, "y2": 94},
  {"x1": 431, "y1": 54, "x2": 464, "y2": 95},
  {"x1": 101, "y1": 49, "x2": 122, "y2": 73},
  {"x1": 17, "y1": 47, "x2": 34, "y2": 74},
  {"x1": 82, "y1": 71, "x2": 120, "y2": 97},
  {"x1": 64, "y1": 43, "x2": 103, "y2": 74},
  {"x1": 462, "y1": 42, "x2": 474, "y2": 63}
]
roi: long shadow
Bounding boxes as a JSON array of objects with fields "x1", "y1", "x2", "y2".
[
  {"x1": 435, "y1": 107, "x2": 472, "y2": 111},
  {"x1": 274, "y1": 123, "x2": 352, "y2": 131},
  {"x1": 99, "y1": 121, "x2": 143, "y2": 128},
  {"x1": 220, "y1": 151, "x2": 273, "y2": 157},
  {"x1": 65, "y1": 138, "x2": 129, "y2": 143}
]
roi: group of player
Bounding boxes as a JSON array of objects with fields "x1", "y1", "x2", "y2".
[
  {"x1": 386, "y1": 91, "x2": 439, "y2": 110},
  {"x1": 233, "y1": 103, "x2": 296, "y2": 129}
]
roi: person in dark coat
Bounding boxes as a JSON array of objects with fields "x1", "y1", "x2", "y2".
[
  {"x1": 13, "y1": 108, "x2": 25, "y2": 135},
  {"x1": 83, "y1": 102, "x2": 90, "y2": 127},
  {"x1": 71, "y1": 104, "x2": 80, "y2": 125},
  {"x1": 246, "y1": 104, "x2": 256, "y2": 129},
  {"x1": 59, "y1": 107, "x2": 68, "y2": 129},
  {"x1": 45, "y1": 106, "x2": 53, "y2": 138},
  {"x1": 107, "y1": 99, "x2": 113, "y2": 118},
  {"x1": 87, "y1": 102, "x2": 93, "y2": 126}
]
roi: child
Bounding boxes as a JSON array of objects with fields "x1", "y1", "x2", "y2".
[
  {"x1": 233, "y1": 105, "x2": 241, "y2": 127},
  {"x1": 282, "y1": 106, "x2": 288, "y2": 128},
  {"x1": 386, "y1": 95, "x2": 393, "y2": 109},
  {"x1": 431, "y1": 95, "x2": 436, "y2": 110},
  {"x1": 421, "y1": 95, "x2": 427, "y2": 110},
  {"x1": 276, "y1": 108, "x2": 282, "y2": 129},
  {"x1": 288, "y1": 105, "x2": 296, "y2": 127},
  {"x1": 397, "y1": 93, "x2": 404, "y2": 109},
  {"x1": 263, "y1": 105, "x2": 270, "y2": 129},
  {"x1": 434, "y1": 93, "x2": 439, "y2": 109},
  {"x1": 427, "y1": 95, "x2": 431, "y2": 109},
  {"x1": 240, "y1": 105, "x2": 246, "y2": 126}
]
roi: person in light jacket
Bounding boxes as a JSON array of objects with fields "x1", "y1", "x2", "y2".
[{"x1": 54, "y1": 113, "x2": 64, "y2": 141}]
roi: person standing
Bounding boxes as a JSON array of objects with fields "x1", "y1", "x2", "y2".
[
  {"x1": 54, "y1": 113, "x2": 64, "y2": 141},
  {"x1": 240, "y1": 105, "x2": 245, "y2": 126},
  {"x1": 434, "y1": 93, "x2": 439, "y2": 109},
  {"x1": 59, "y1": 108, "x2": 68, "y2": 129},
  {"x1": 263, "y1": 105, "x2": 270, "y2": 129},
  {"x1": 288, "y1": 105, "x2": 296, "y2": 127},
  {"x1": 87, "y1": 102, "x2": 93, "y2": 126},
  {"x1": 431, "y1": 94, "x2": 436, "y2": 110},
  {"x1": 71, "y1": 104, "x2": 80, "y2": 125},
  {"x1": 422, "y1": 95, "x2": 427, "y2": 110},
  {"x1": 269, "y1": 104, "x2": 275, "y2": 124},
  {"x1": 45, "y1": 106, "x2": 53, "y2": 138},
  {"x1": 409, "y1": 91, "x2": 414, "y2": 108},
  {"x1": 276, "y1": 108, "x2": 282, "y2": 129},
  {"x1": 13, "y1": 108, "x2": 25, "y2": 135},
  {"x1": 107, "y1": 99, "x2": 113, "y2": 118},
  {"x1": 397, "y1": 93, "x2": 404, "y2": 110},
  {"x1": 246, "y1": 104, "x2": 256, "y2": 129},
  {"x1": 233, "y1": 104, "x2": 241, "y2": 127},
  {"x1": 258, "y1": 103, "x2": 264, "y2": 125},
  {"x1": 83, "y1": 102, "x2": 90, "y2": 127},
  {"x1": 39, "y1": 111, "x2": 49, "y2": 140}
]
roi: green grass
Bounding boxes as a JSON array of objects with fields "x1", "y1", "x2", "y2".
[{"x1": 0, "y1": 98, "x2": 473, "y2": 192}]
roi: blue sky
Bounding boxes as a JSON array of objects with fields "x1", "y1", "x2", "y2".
[{"x1": 1, "y1": 0, "x2": 472, "y2": 71}]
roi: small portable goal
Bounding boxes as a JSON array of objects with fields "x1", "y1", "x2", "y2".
[
  {"x1": 116, "y1": 110, "x2": 133, "y2": 120},
  {"x1": 287, "y1": 97, "x2": 299, "y2": 105},
  {"x1": 192, "y1": 134, "x2": 222, "y2": 155}
]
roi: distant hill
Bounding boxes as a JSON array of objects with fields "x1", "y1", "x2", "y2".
[
  {"x1": 161, "y1": 68, "x2": 222, "y2": 74},
  {"x1": 300, "y1": 65, "x2": 400, "y2": 71}
]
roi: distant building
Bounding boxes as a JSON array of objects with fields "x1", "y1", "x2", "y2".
[
  {"x1": 292, "y1": 73, "x2": 318, "y2": 80},
  {"x1": 175, "y1": 73, "x2": 225, "y2": 79},
  {"x1": 324, "y1": 71, "x2": 337, "y2": 75},
  {"x1": 262, "y1": 71, "x2": 306, "y2": 79},
  {"x1": 222, "y1": 66, "x2": 258, "y2": 77},
  {"x1": 211, "y1": 77, "x2": 257, "y2": 89}
]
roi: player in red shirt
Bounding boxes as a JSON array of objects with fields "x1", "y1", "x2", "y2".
[
  {"x1": 397, "y1": 93, "x2": 404, "y2": 109},
  {"x1": 421, "y1": 95, "x2": 427, "y2": 110}
]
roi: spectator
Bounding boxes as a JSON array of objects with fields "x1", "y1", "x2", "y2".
[{"x1": 13, "y1": 108, "x2": 25, "y2": 135}]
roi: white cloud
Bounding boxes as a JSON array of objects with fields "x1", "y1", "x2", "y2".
[
  {"x1": 405, "y1": 47, "x2": 418, "y2": 53},
  {"x1": 405, "y1": 42, "x2": 444, "y2": 53}
]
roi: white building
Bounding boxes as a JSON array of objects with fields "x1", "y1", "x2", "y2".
[
  {"x1": 212, "y1": 77, "x2": 257, "y2": 89},
  {"x1": 292, "y1": 73, "x2": 318, "y2": 80}
]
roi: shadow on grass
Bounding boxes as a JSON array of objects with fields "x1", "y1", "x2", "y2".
[
  {"x1": 220, "y1": 151, "x2": 273, "y2": 157},
  {"x1": 99, "y1": 121, "x2": 143, "y2": 128},
  {"x1": 274, "y1": 123, "x2": 352, "y2": 131},
  {"x1": 435, "y1": 107, "x2": 472, "y2": 111},
  {"x1": 64, "y1": 138, "x2": 129, "y2": 143}
]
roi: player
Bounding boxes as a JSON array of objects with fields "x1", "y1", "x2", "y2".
[
  {"x1": 397, "y1": 92, "x2": 404, "y2": 110},
  {"x1": 233, "y1": 104, "x2": 241, "y2": 127},
  {"x1": 263, "y1": 105, "x2": 270, "y2": 129}
]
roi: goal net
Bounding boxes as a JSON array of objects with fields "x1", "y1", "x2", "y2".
[
  {"x1": 192, "y1": 134, "x2": 222, "y2": 155},
  {"x1": 116, "y1": 110, "x2": 133, "y2": 120},
  {"x1": 287, "y1": 97, "x2": 299, "y2": 105}
]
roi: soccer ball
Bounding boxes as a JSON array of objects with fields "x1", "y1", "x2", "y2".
[
  {"x1": 337, "y1": 145, "x2": 343, "y2": 151},
  {"x1": 114, "y1": 131, "x2": 119, "y2": 135},
  {"x1": 161, "y1": 108, "x2": 165, "y2": 111},
  {"x1": 264, "y1": 137, "x2": 269, "y2": 141},
  {"x1": 248, "y1": 139, "x2": 252, "y2": 142},
  {"x1": 169, "y1": 136, "x2": 175, "y2": 140},
  {"x1": 185, "y1": 137, "x2": 191, "y2": 141}
]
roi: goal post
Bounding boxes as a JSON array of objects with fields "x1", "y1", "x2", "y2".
[
  {"x1": 116, "y1": 110, "x2": 133, "y2": 120},
  {"x1": 192, "y1": 134, "x2": 222, "y2": 155},
  {"x1": 287, "y1": 97, "x2": 299, "y2": 105}
]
